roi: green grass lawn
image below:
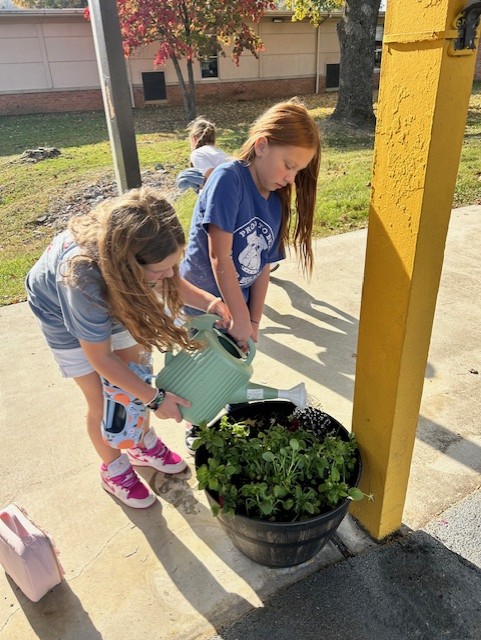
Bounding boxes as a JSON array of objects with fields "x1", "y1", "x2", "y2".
[{"x1": 1, "y1": 85, "x2": 480, "y2": 305}]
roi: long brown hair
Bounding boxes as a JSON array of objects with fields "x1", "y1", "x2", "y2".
[
  {"x1": 237, "y1": 99, "x2": 321, "y2": 275},
  {"x1": 67, "y1": 186, "x2": 194, "y2": 351}
]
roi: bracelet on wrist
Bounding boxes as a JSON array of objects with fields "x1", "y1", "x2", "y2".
[
  {"x1": 146, "y1": 388, "x2": 166, "y2": 411},
  {"x1": 206, "y1": 296, "x2": 222, "y2": 314},
  {"x1": 146, "y1": 388, "x2": 159, "y2": 405}
]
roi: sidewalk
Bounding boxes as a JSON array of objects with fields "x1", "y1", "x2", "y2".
[{"x1": 1, "y1": 205, "x2": 480, "y2": 640}]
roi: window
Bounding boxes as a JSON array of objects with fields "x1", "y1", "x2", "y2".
[
  {"x1": 200, "y1": 53, "x2": 218, "y2": 79},
  {"x1": 375, "y1": 25, "x2": 384, "y2": 69},
  {"x1": 200, "y1": 38, "x2": 219, "y2": 78},
  {"x1": 141, "y1": 72, "x2": 166, "y2": 101}
]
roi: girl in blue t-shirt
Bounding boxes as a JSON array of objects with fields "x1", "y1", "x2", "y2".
[
  {"x1": 180, "y1": 99, "x2": 321, "y2": 452},
  {"x1": 26, "y1": 187, "x2": 231, "y2": 509},
  {"x1": 181, "y1": 98, "x2": 321, "y2": 349}
]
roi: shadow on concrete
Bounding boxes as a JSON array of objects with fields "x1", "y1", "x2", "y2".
[
  {"x1": 210, "y1": 531, "x2": 481, "y2": 640},
  {"x1": 262, "y1": 278, "x2": 358, "y2": 404},
  {"x1": 4, "y1": 576, "x2": 102, "y2": 640},
  {"x1": 416, "y1": 415, "x2": 481, "y2": 475},
  {"x1": 118, "y1": 467, "x2": 253, "y2": 633},
  {"x1": 266, "y1": 277, "x2": 481, "y2": 478}
]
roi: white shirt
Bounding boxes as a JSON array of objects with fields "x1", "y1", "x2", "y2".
[{"x1": 190, "y1": 145, "x2": 230, "y2": 176}]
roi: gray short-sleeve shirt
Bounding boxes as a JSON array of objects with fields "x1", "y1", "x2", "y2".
[{"x1": 26, "y1": 230, "x2": 126, "y2": 349}]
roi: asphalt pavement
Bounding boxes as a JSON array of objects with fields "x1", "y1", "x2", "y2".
[{"x1": 209, "y1": 490, "x2": 481, "y2": 640}]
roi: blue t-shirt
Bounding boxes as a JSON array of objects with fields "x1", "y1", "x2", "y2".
[
  {"x1": 180, "y1": 161, "x2": 283, "y2": 303},
  {"x1": 25, "y1": 230, "x2": 127, "y2": 349}
]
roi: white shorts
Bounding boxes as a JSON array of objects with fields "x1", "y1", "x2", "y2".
[{"x1": 51, "y1": 331, "x2": 138, "y2": 378}]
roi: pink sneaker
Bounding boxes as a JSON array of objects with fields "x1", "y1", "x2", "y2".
[
  {"x1": 127, "y1": 437, "x2": 187, "y2": 474},
  {"x1": 100, "y1": 458, "x2": 156, "y2": 509}
]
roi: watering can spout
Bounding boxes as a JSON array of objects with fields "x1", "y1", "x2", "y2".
[
  {"x1": 229, "y1": 382, "x2": 307, "y2": 409},
  {"x1": 277, "y1": 383, "x2": 307, "y2": 409}
]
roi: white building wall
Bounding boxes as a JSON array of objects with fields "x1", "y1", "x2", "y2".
[
  {"x1": 0, "y1": 12, "x2": 343, "y2": 95},
  {"x1": 0, "y1": 16, "x2": 99, "y2": 92}
]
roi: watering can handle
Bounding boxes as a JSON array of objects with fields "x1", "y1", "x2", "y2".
[
  {"x1": 187, "y1": 313, "x2": 222, "y2": 332},
  {"x1": 187, "y1": 313, "x2": 256, "y2": 365}
]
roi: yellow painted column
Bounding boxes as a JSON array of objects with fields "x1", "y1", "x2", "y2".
[{"x1": 350, "y1": 0, "x2": 479, "y2": 538}]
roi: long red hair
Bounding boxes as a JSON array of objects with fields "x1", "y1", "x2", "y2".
[{"x1": 237, "y1": 99, "x2": 321, "y2": 275}]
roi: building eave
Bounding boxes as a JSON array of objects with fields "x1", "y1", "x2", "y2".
[{"x1": 0, "y1": 8, "x2": 85, "y2": 17}]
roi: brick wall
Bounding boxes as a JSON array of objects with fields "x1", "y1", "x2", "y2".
[
  {"x1": 0, "y1": 78, "x2": 318, "y2": 115},
  {"x1": 134, "y1": 77, "x2": 319, "y2": 109},
  {"x1": 163, "y1": 77, "x2": 317, "y2": 106},
  {"x1": 132, "y1": 75, "x2": 327, "y2": 108},
  {"x1": 0, "y1": 89, "x2": 104, "y2": 115},
  {"x1": 0, "y1": 58, "x2": 478, "y2": 117}
]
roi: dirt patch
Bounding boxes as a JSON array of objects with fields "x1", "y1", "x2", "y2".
[{"x1": 37, "y1": 168, "x2": 180, "y2": 230}]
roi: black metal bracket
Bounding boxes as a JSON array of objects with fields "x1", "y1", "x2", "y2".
[{"x1": 453, "y1": 0, "x2": 481, "y2": 50}]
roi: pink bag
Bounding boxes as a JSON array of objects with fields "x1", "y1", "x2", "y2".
[{"x1": 0, "y1": 504, "x2": 64, "y2": 602}]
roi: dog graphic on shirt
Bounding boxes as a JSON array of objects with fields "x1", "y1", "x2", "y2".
[{"x1": 239, "y1": 230, "x2": 268, "y2": 275}]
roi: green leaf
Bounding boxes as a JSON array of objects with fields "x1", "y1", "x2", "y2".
[
  {"x1": 290, "y1": 438, "x2": 300, "y2": 452},
  {"x1": 260, "y1": 501, "x2": 274, "y2": 515},
  {"x1": 274, "y1": 484, "x2": 287, "y2": 498},
  {"x1": 330, "y1": 467, "x2": 340, "y2": 482},
  {"x1": 348, "y1": 487, "x2": 365, "y2": 501}
]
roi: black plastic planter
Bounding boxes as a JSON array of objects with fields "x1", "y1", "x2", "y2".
[{"x1": 196, "y1": 400, "x2": 362, "y2": 568}]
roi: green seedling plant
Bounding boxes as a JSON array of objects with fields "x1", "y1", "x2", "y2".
[{"x1": 195, "y1": 408, "x2": 367, "y2": 523}]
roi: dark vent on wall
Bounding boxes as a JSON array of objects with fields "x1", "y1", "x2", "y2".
[
  {"x1": 326, "y1": 64, "x2": 340, "y2": 89},
  {"x1": 142, "y1": 72, "x2": 166, "y2": 101}
]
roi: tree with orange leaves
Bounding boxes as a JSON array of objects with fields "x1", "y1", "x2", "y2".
[{"x1": 115, "y1": 0, "x2": 275, "y2": 120}]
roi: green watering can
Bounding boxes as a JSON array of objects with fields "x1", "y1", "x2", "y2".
[{"x1": 155, "y1": 314, "x2": 307, "y2": 425}]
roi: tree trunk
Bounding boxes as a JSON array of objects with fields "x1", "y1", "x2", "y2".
[
  {"x1": 331, "y1": 0, "x2": 382, "y2": 128},
  {"x1": 171, "y1": 55, "x2": 197, "y2": 121},
  {"x1": 186, "y1": 58, "x2": 196, "y2": 121}
]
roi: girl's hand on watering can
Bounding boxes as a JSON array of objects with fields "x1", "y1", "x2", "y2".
[
  {"x1": 207, "y1": 297, "x2": 233, "y2": 331},
  {"x1": 154, "y1": 392, "x2": 191, "y2": 423},
  {"x1": 228, "y1": 320, "x2": 255, "y2": 353}
]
